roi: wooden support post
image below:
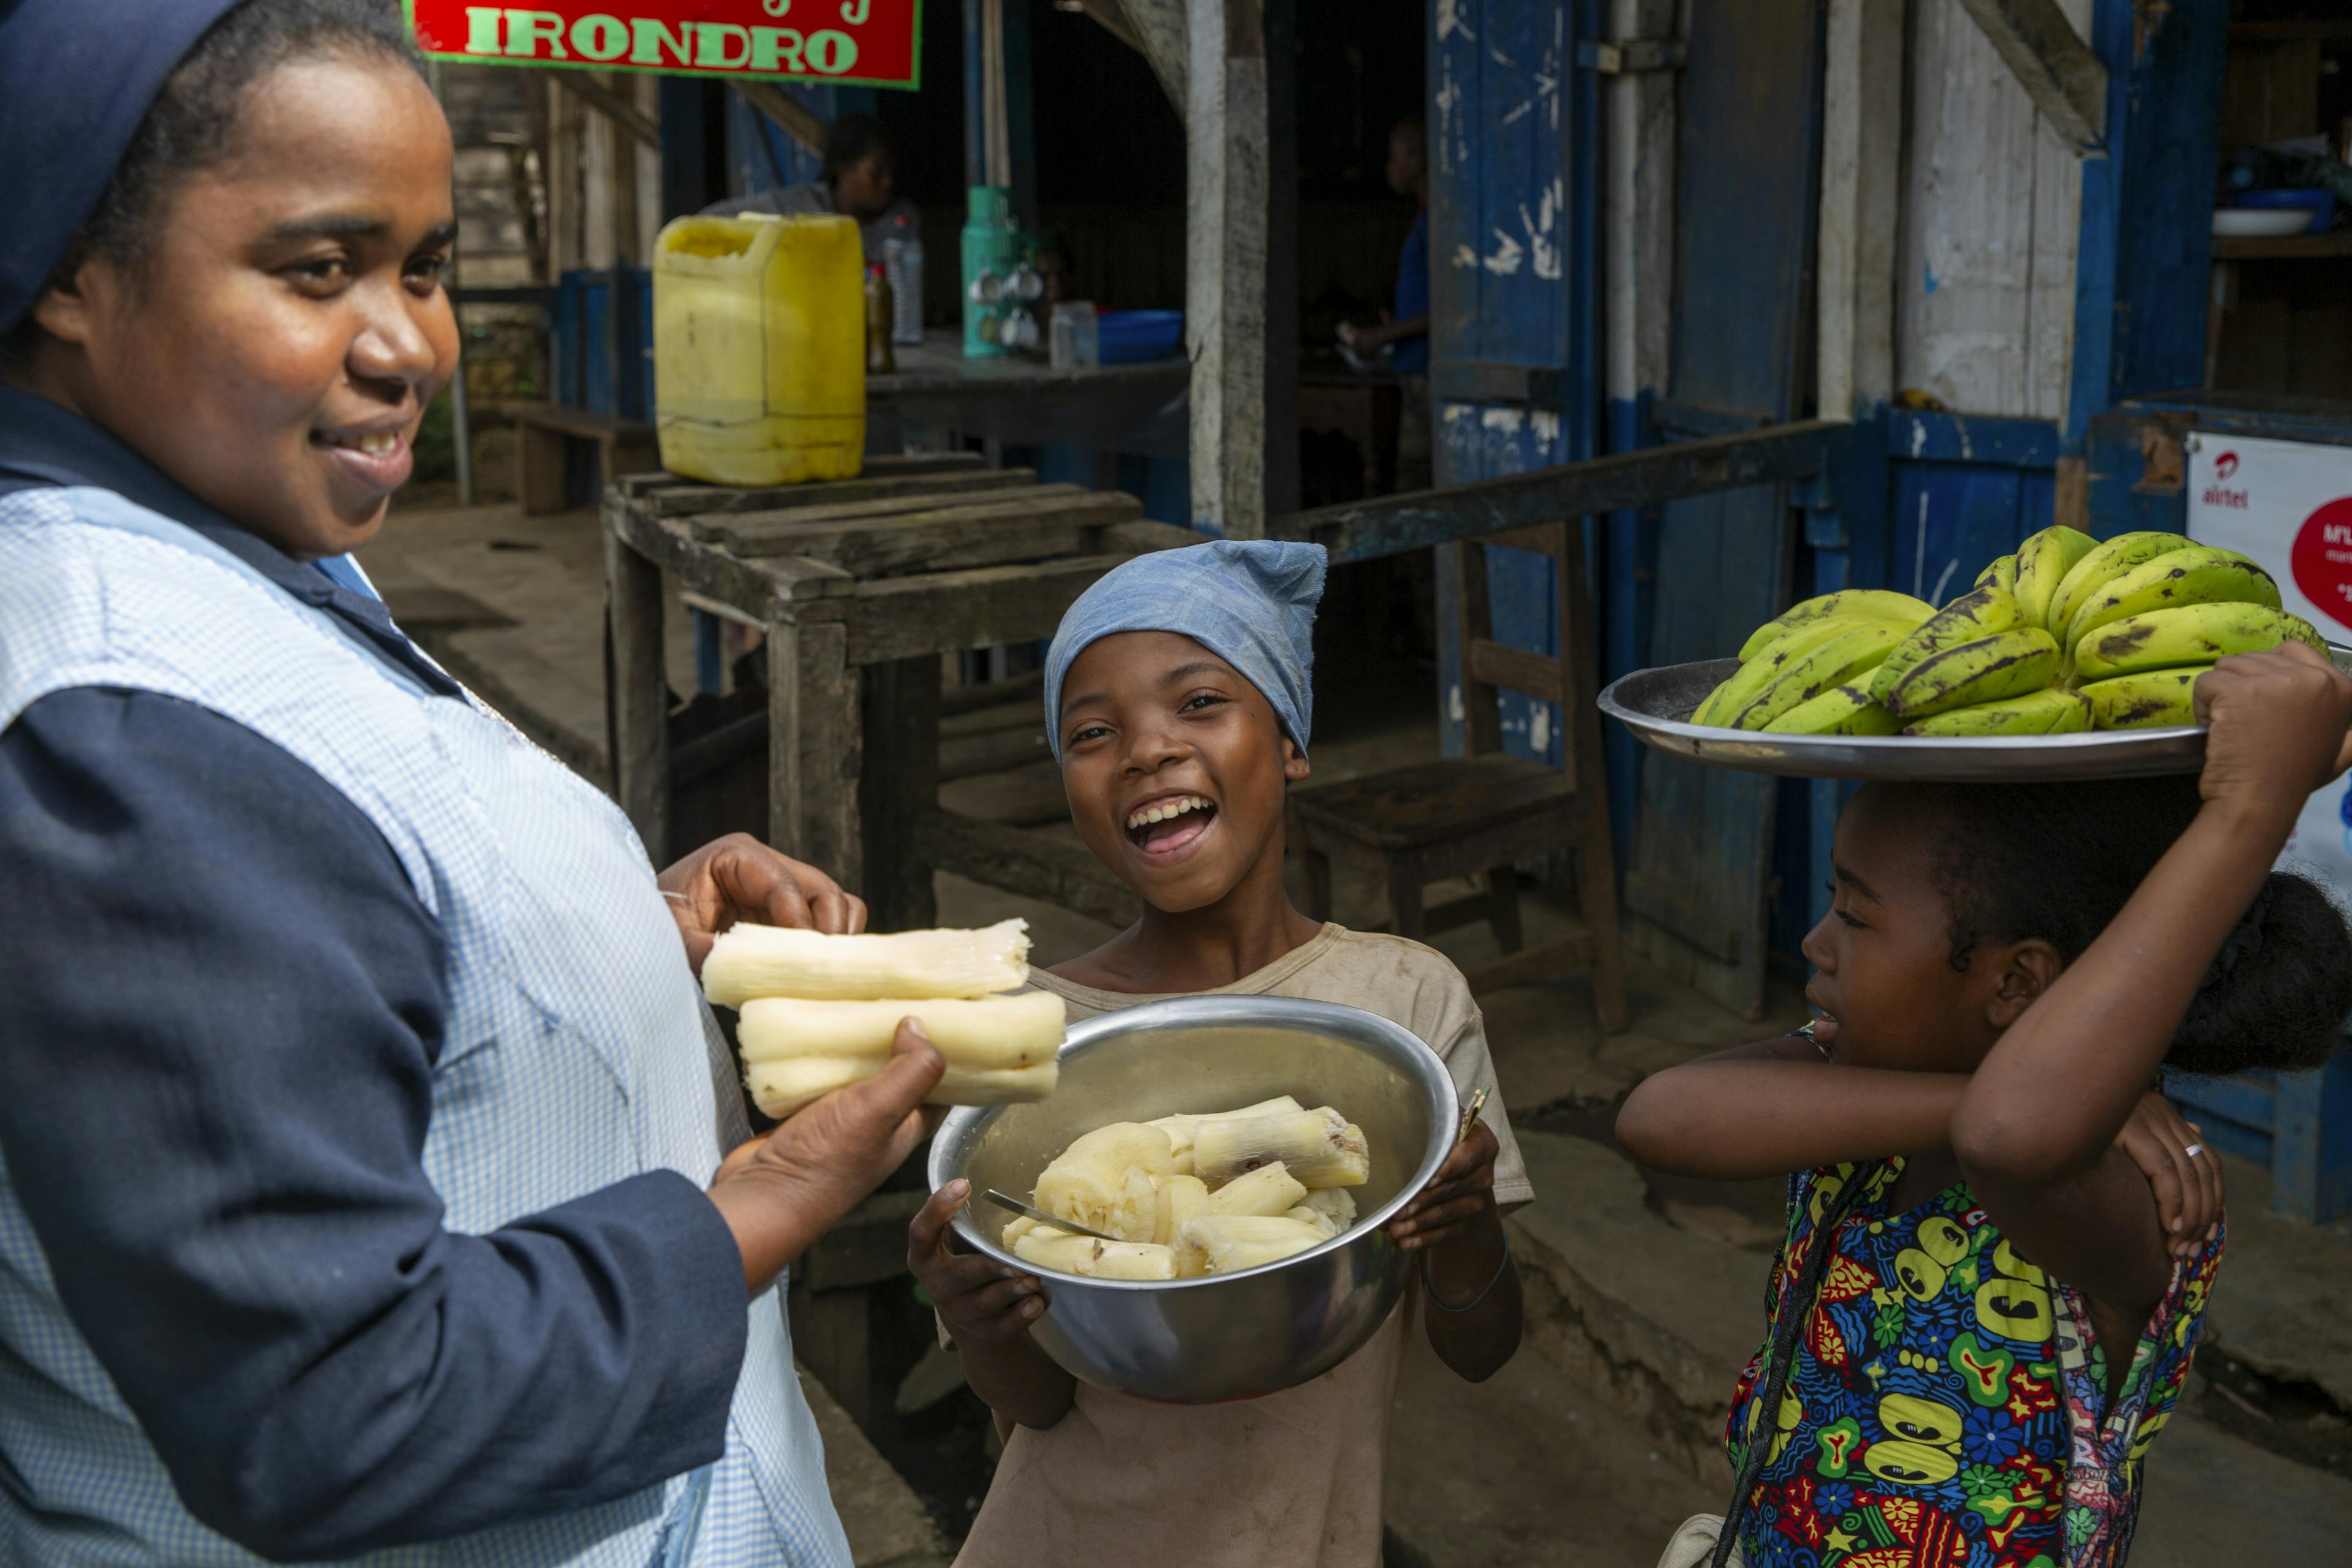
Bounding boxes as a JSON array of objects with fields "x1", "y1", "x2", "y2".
[
  {"x1": 1951, "y1": 0, "x2": 2108, "y2": 155},
  {"x1": 769, "y1": 620, "x2": 864, "y2": 894},
  {"x1": 605, "y1": 530, "x2": 671, "y2": 862},
  {"x1": 1185, "y1": 0, "x2": 1268, "y2": 538},
  {"x1": 1816, "y1": 0, "x2": 1905, "y2": 420},
  {"x1": 860, "y1": 655, "x2": 942, "y2": 932}
]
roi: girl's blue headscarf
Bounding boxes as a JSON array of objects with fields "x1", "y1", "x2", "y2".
[
  {"x1": 1044, "y1": 540, "x2": 1327, "y2": 759},
  {"x1": 0, "y1": 0, "x2": 249, "y2": 335}
]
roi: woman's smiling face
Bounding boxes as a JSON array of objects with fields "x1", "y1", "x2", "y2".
[
  {"x1": 1056, "y1": 631, "x2": 1310, "y2": 913},
  {"x1": 28, "y1": 55, "x2": 457, "y2": 560}
]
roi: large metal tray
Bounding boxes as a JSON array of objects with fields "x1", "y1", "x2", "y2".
[{"x1": 1597, "y1": 659, "x2": 2209, "y2": 782}]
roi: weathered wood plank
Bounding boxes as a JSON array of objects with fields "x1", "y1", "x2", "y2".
[
  {"x1": 941, "y1": 667, "x2": 1044, "y2": 717},
  {"x1": 794, "y1": 556, "x2": 1145, "y2": 665},
  {"x1": 602, "y1": 529, "x2": 669, "y2": 862},
  {"x1": 771, "y1": 620, "x2": 863, "y2": 892},
  {"x1": 914, "y1": 811, "x2": 1142, "y2": 930},
  {"x1": 1466, "y1": 638, "x2": 1566, "y2": 709},
  {"x1": 692, "y1": 483, "x2": 1087, "y2": 541},
  {"x1": 605, "y1": 492, "x2": 856, "y2": 617},
  {"x1": 721, "y1": 491, "x2": 1147, "y2": 576},
  {"x1": 940, "y1": 725, "x2": 1051, "y2": 782},
  {"x1": 1272, "y1": 421, "x2": 1847, "y2": 564},
  {"x1": 797, "y1": 1190, "x2": 929, "y2": 1293},
  {"x1": 643, "y1": 466, "x2": 1038, "y2": 518},
  {"x1": 1951, "y1": 0, "x2": 2108, "y2": 155}
]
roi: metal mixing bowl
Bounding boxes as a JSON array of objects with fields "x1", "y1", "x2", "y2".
[{"x1": 926, "y1": 994, "x2": 1458, "y2": 1403}]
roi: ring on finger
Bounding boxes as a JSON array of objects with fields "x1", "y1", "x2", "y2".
[{"x1": 2183, "y1": 1143, "x2": 2206, "y2": 1159}]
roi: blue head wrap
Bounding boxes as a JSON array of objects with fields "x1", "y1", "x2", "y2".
[
  {"x1": 0, "y1": 0, "x2": 249, "y2": 336},
  {"x1": 1044, "y1": 540, "x2": 1328, "y2": 759}
]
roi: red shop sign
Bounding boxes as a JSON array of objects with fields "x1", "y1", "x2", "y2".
[{"x1": 407, "y1": 2, "x2": 920, "y2": 89}]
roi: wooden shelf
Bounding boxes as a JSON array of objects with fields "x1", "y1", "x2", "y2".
[{"x1": 2212, "y1": 230, "x2": 2352, "y2": 261}]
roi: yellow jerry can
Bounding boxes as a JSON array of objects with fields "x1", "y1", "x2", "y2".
[{"x1": 652, "y1": 213, "x2": 865, "y2": 487}]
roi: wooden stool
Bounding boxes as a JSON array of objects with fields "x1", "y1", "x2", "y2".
[
  {"x1": 509, "y1": 402, "x2": 659, "y2": 514},
  {"x1": 1289, "y1": 522, "x2": 1627, "y2": 1028}
]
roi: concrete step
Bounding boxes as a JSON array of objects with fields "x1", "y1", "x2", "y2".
[{"x1": 799, "y1": 1364, "x2": 952, "y2": 1568}]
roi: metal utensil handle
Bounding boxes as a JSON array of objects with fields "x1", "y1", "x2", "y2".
[
  {"x1": 981, "y1": 1188, "x2": 1123, "y2": 1243},
  {"x1": 1454, "y1": 1085, "x2": 1490, "y2": 1148}
]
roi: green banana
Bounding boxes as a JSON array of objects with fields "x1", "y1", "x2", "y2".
[
  {"x1": 1762, "y1": 684, "x2": 1903, "y2": 736},
  {"x1": 1975, "y1": 554, "x2": 2018, "y2": 595},
  {"x1": 2045, "y1": 532, "x2": 2193, "y2": 641},
  {"x1": 2060, "y1": 546, "x2": 2282, "y2": 652},
  {"x1": 1869, "y1": 585, "x2": 2026, "y2": 706},
  {"x1": 2071, "y1": 603, "x2": 2328, "y2": 683},
  {"x1": 2078, "y1": 668, "x2": 2204, "y2": 730},
  {"x1": 1736, "y1": 590, "x2": 1937, "y2": 662},
  {"x1": 2015, "y1": 524, "x2": 2098, "y2": 630},
  {"x1": 1882, "y1": 626, "x2": 2063, "y2": 718},
  {"x1": 1729, "y1": 620, "x2": 1914, "y2": 731},
  {"x1": 1901, "y1": 687, "x2": 2091, "y2": 736},
  {"x1": 1697, "y1": 614, "x2": 1911, "y2": 726}
]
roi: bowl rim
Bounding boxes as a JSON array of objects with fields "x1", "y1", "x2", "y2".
[{"x1": 927, "y1": 993, "x2": 1461, "y2": 1291}]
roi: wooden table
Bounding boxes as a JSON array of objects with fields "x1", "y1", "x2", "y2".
[{"x1": 601, "y1": 451, "x2": 1194, "y2": 930}]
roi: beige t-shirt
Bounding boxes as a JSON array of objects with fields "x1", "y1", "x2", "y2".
[{"x1": 950, "y1": 925, "x2": 1531, "y2": 1568}]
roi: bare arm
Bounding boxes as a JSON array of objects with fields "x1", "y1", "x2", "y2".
[
  {"x1": 907, "y1": 1182, "x2": 1076, "y2": 1431},
  {"x1": 1951, "y1": 644, "x2": 2352, "y2": 1309},
  {"x1": 1616, "y1": 1036, "x2": 1973, "y2": 1181},
  {"x1": 1387, "y1": 1121, "x2": 1521, "y2": 1381}
]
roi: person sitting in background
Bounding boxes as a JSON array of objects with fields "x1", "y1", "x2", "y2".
[
  {"x1": 703, "y1": 111, "x2": 919, "y2": 264},
  {"x1": 1339, "y1": 113, "x2": 1431, "y2": 489}
]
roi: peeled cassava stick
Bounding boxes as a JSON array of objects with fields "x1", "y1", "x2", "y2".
[
  {"x1": 703, "y1": 918, "x2": 1031, "y2": 1008},
  {"x1": 736, "y1": 990, "x2": 1065, "y2": 1117}
]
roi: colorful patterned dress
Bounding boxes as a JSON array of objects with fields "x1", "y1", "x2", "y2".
[{"x1": 1725, "y1": 1159, "x2": 2222, "y2": 1568}]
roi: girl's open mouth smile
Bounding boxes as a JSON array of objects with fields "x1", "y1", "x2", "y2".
[{"x1": 1123, "y1": 791, "x2": 1218, "y2": 863}]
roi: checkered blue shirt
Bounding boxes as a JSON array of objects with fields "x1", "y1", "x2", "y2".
[{"x1": 0, "y1": 486, "x2": 852, "y2": 1567}]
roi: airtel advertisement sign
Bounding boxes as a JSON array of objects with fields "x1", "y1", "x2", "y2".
[
  {"x1": 2187, "y1": 432, "x2": 2352, "y2": 638},
  {"x1": 407, "y1": 2, "x2": 921, "y2": 88}
]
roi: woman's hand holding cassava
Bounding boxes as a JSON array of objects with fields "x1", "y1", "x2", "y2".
[
  {"x1": 2194, "y1": 641, "x2": 2352, "y2": 829},
  {"x1": 1386, "y1": 1118, "x2": 1500, "y2": 1252},
  {"x1": 708, "y1": 1018, "x2": 941, "y2": 1294},
  {"x1": 657, "y1": 832, "x2": 867, "y2": 974}
]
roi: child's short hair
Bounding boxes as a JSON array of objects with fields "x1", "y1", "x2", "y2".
[{"x1": 1897, "y1": 776, "x2": 2352, "y2": 1076}]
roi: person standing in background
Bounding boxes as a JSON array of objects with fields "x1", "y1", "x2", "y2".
[
  {"x1": 704, "y1": 111, "x2": 921, "y2": 265},
  {"x1": 1340, "y1": 113, "x2": 1431, "y2": 490}
]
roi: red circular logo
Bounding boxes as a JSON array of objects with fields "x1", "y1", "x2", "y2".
[
  {"x1": 2215, "y1": 451, "x2": 2241, "y2": 478},
  {"x1": 2290, "y1": 496, "x2": 2352, "y2": 634}
]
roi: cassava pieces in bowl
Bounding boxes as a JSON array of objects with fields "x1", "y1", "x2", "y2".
[{"x1": 928, "y1": 995, "x2": 1457, "y2": 1404}]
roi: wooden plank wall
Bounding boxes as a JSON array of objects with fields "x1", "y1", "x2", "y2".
[
  {"x1": 1428, "y1": 0, "x2": 1578, "y2": 767},
  {"x1": 1895, "y1": 0, "x2": 2094, "y2": 423}
]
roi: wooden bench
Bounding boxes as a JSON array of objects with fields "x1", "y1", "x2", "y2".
[{"x1": 507, "y1": 402, "x2": 659, "y2": 514}]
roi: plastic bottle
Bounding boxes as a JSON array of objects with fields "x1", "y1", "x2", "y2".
[
  {"x1": 865, "y1": 264, "x2": 896, "y2": 374},
  {"x1": 885, "y1": 213, "x2": 924, "y2": 346}
]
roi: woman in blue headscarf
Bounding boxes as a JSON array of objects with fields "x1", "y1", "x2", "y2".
[{"x1": 0, "y1": 5, "x2": 936, "y2": 1563}]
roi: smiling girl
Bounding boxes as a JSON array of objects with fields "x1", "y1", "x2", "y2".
[
  {"x1": 908, "y1": 540, "x2": 1527, "y2": 1568},
  {"x1": 1617, "y1": 643, "x2": 2352, "y2": 1567}
]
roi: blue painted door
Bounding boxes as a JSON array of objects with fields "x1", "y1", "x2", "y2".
[
  {"x1": 1625, "y1": 0, "x2": 1825, "y2": 1020},
  {"x1": 1427, "y1": 0, "x2": 1593, "y2": 766}
]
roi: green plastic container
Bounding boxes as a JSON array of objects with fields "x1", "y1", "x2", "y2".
[{"x1": 960, "y1": 186, "x2": 1023, "y2": 359}]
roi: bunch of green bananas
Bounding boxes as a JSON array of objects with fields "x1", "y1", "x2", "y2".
[{"x1": 1689, "y1": 524, "x2": 2329, "y2": 737}]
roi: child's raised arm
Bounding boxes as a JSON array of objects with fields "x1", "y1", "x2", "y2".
[
  {"x1": 1616, "y1": 1035, "x2": 1974, "y2": 1180},
  {"x1": 1951, "y1": 643, "x2": 2352, "y2": 1306}
]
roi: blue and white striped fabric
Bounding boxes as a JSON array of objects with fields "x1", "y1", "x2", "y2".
[{"x1": 0, "y1": 486, "x2": 851, "y2": 1567}]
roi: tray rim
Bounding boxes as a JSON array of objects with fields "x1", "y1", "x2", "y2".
[{"x1": 1596, "y1": 658, "x2": 2212, "y2": 783}]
